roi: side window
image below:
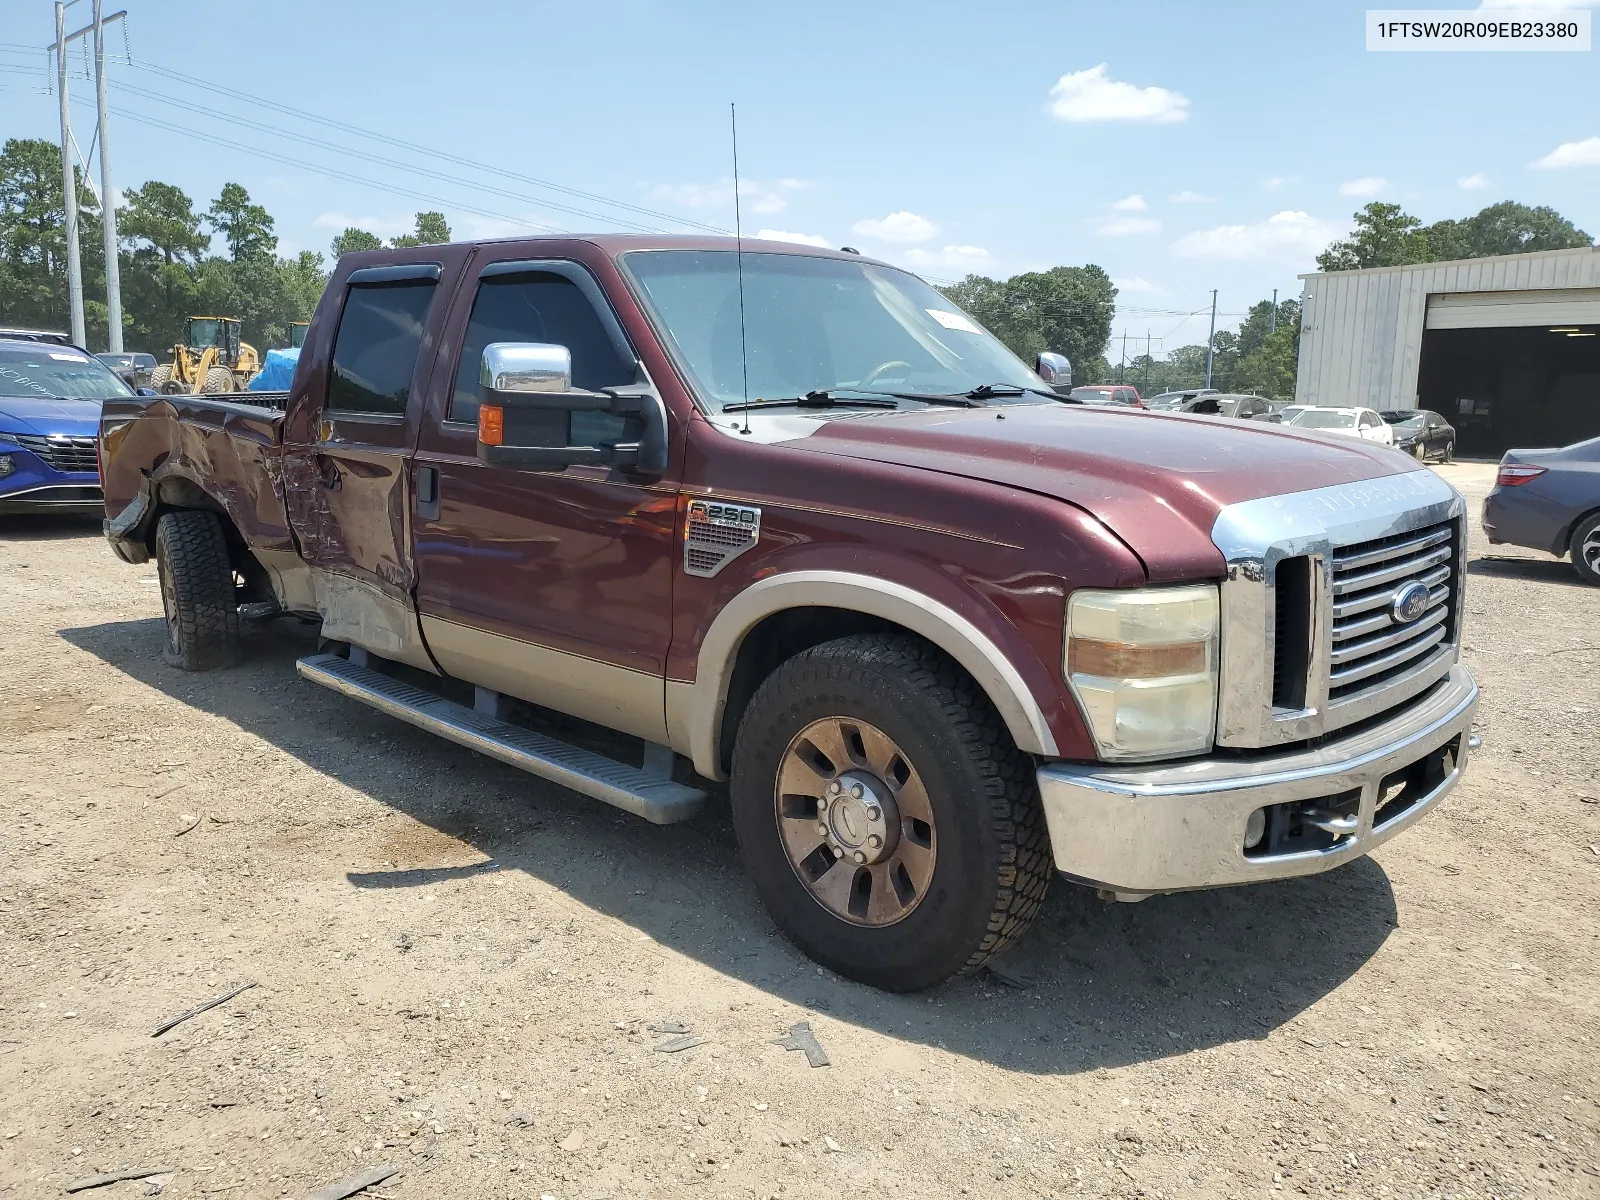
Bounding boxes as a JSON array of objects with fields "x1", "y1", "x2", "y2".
[
  {"x1": 450, "y1": 270, "x2": 635, "y2": 449},
  {"x1": 327, "y1": 281, "x2": 438, "y2": 415}
]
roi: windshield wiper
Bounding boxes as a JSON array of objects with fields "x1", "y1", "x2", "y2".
[
  {"x1": 964, "y1": 382, "x2": 1063, "y2": 401},
  {"x1": 721, "y1": 389, "x2": 899, "y2": 414}
]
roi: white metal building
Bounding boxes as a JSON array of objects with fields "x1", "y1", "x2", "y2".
[{"x1": 1295, "y1": 246, "x2": 1600, "y2": 455}]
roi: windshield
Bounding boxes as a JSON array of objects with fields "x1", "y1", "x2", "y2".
[
  {"x1": 1291, "y1": 409, "x2": 1358, "y2": 430},
  {"x1": 621, "y1": 250, "x2": 1045, "y2": 410},
  {"x1": 0, "y1": 346, "x2": 133, "y2": 400},
  {"x1": 1381, "y1": 412, "x2": 1426, "y2": 427},
  {"x1": 1145, "y1": 394, "x2": 1189, "y2": 410},
  {"x1": 188, "y1": 319, "x2": 221, "y2": 348}
]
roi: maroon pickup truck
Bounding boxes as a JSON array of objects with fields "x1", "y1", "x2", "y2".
[{"x1": 100, "y1": 236, "x2": 1479, "y2": 991}]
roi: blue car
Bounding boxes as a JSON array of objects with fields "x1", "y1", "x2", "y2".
[{"x1": 0, "y1": 338, "x2": 134, "y2": 515}]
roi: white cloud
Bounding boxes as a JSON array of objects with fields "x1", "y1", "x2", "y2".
[
  {"x1": 901, "y1": 244, "x2": 994, "y2": 273},
  {"x1": 1169, "y1": 190, "x2": 1215, "y2": 204},
  {"x1": 1172, "y1": 210, "x2": 1341, "y2": 265},
  {"x1": 1111, "y1": 194, "x2": 1149, "y2": 213},
  {"x1": 1094, "y1": 215, "x2": 1162, "y2": 237},
  {"x1": 1263, "y1": 175, "x2": 1296, "y2": 191},
  {"x1": 1338, "y1": 176, "x2": 1390, "y2": 198},
  {"x1": 851, "y1": 210, "x2": 938, "y2": 243},
  {"x1": 1530, "y1": 136, "x2": 1600, "y2": 169},
  {"x1": 1457, "y1": 172, "x2": 1491, "y2": 191},
  {"x1": 1112, "y1": 276, "x2": 1165, "y2": 295},
  {"x1": 749, "y1": 229, "x2": 831, "y2": 247},
  {"x1": 1044, "y1": 64, "x2": 1190, "y2": 124},
  {"x1": 649, "y1": 178, "x2": 803, "y2": 215}
]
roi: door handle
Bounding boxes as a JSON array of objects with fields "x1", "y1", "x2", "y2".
[
  {"x1": 315, "y1": 454, "x2": 341, "y2": 490},
  {"x1": 416, "y1": 465, "x2": 440, "y2": 522}
]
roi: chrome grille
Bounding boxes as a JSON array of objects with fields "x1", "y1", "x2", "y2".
[
  {"x1": 13, "y1": 433, "x2": 99, "y2": 474},
  {"x1": 1328, "y1": 521, "x2": 1456, "y2": 701}
]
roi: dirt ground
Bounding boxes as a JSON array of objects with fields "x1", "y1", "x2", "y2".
[{"x1": 1, "y1": 461, "x2": 1597, "y2": 1200}]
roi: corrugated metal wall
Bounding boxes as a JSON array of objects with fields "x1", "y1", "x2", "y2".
[{"x1": 1296, "y1": 246, "x2": 1600, "y2": 410}]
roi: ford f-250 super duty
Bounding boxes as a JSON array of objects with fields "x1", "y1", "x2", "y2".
[{"x1": 99, "y1": 236, "x2": 1480, "y2": 992}]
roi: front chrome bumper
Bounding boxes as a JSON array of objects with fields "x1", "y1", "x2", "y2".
[{"x1": 1037, "y1": 665, "x2": 1478, "y2": 895}]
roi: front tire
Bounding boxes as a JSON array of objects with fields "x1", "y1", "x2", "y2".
[
  {"x1": 1571, "y1": 513, "x2": 1600, "y2": 586},
  {"x1": 730, "y1": 634, "x2": 1051, "y2": 992},
  {"x1": 155, "y1": 510, "x2": 241, "y2": 670},
  {"x1": 203, "y1": 366, "x2": 236, "y2": 395}
]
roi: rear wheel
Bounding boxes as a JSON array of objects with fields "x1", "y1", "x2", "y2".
[
  {"x1": 1441, "y1": 440, "x2": 1454, "y2": 463},
  {"x1": 1571, "y1": 513, "x2": 1600, "y2": 586},
  {"x1": 155, "y1": 510, "x2": 241, "y2": 670},
  {"x1": 730, "y1": 634, "x2": 1052, "y2": 992},
  {"x1": 202, "y1": 366, "x2": 236, "y2": 394}
]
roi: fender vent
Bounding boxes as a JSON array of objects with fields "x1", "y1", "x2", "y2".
[{"x1": 684, "y1": 499, "x2": 760, "y2": 578}]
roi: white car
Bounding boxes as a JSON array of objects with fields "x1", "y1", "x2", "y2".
[{"x1": 1286, "y1": 405, "x2": 1394, "y2": 446}]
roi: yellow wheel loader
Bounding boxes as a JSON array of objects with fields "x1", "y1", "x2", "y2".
[{"x1": 149, "y1": 317, "x2": 262, "y2": 395}]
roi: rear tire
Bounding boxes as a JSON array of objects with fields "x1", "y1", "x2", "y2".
[
  {"x1": 203, "y1": 366, "x2": 236, "y2": 395},
  {"x1": 730, "y1": 634, "x2": 1052, "y2": 992},
  {"x1": 155, "y1": 510, "x2": 241, "y2": 670},
  {"x1": 1571, "y1": 513, "x2": 1600, "y2": 587},
  {"x1": 1442, "y1": 440, "x2": 1454, "y2": 463}
]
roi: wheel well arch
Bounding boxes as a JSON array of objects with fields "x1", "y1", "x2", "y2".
[
  {"x1": 143, "y1": 476, "x2": 265, "y2": 593},
  {"x1": 1557, "y1": 505, "x2": 1600, "y2": 556},
  {"x1": 670, "y1": 570, "x2": 1061, "y2": 781}
]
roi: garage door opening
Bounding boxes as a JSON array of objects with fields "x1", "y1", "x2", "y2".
[{"x1": 1415, "y1": 324, "x2": 1600, "y2": 458}]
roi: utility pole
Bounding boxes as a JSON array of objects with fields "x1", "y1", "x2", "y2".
[
  {"x1": 1118, "y1": 331, "x2": 1128, "y2": 385},
  {"x1": 1270, "y1": 287, "x2": 1278, "y2": 334},
  {"x1": 1143, "y1": 329, "x2": 1152, "y2": 394},
  {"x1": 52, "y1": 1, "x2": 85, "y2": 348},
  {"x1": 48, "y1": 1, "x2": 126, "y2": 351},
  {"x1": 1204, "y1": 289, "x2": 1218, "y2": 390},
  {"x1": 93, "y1": 0, "x2": 123, "y2": 352}
]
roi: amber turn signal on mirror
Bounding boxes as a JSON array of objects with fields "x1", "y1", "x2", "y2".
[{"x1": 478, "y1": 403, "x2": 504, "y2": 447}]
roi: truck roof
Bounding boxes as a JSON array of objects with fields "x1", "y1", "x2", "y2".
[{"x1": 331, "y1": 234, "x2": 886, "y2": 271}]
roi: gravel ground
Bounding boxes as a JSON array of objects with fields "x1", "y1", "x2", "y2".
[{"x1": 1, "y1": 462, "x2": 1596, "y2": 1200}]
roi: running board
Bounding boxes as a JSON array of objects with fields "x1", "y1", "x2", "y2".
[{"x1": 295, "y1": 653, "x2": 706, "y2": 825}]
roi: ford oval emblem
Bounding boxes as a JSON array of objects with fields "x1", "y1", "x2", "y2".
[{"x1": 1391, "y1": 581, "x2": 1432, "y2": 624}]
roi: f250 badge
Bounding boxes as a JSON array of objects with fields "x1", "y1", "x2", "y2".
[{"x1": 683, "y1": 499, "x2": 761, "y2": 578}]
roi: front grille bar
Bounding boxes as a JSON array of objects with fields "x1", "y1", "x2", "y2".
[{"x1": 1332, "y1": 544, "x2": 1453, "y2": 596}]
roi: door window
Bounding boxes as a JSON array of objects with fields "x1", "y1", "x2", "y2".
[
  {"x1": 449, "y1": 270, "x2": 635, "y2": 448},
  {"x1": 327, "y1": 281, "x2": 439, "y2": 415}
]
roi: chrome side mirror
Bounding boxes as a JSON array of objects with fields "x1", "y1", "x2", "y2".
[
  {"x1": 480, "y1": 342, "x2": 572, "y2": 394},
  {"x1": 1035, "y1": 351, "x2": 1072, "y2": 394}
]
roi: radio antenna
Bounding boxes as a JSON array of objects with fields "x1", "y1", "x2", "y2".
[{"x1": 731, "y1": 102, "x2": 752, "y2": 435}]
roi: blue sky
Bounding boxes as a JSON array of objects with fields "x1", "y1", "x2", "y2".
[{"x1": 2, "y1": 0, "x2": 1596, "y2": 352}]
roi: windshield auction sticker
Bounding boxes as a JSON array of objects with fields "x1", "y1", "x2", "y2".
[{"x1": 1367, "y1": 9, "x2": 1590, "y2": 50}]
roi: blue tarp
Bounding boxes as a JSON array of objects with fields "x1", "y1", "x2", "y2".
[{"x1": 249, "y1": 346, "x2": 299, "y2": 391}]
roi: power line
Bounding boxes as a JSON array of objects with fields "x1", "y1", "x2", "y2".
[{"x1": 122, "y1": 57, "x2": 731, "y2": 236}]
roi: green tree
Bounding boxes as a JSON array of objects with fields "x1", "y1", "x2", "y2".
[
  {"x1": 330, "y1": 227, "x2": 383, "y2": 259},
  {"x1": 1316, "y1": 202, "x2": 1427, "y2": 272},
  {"x1": 119, "y1": 181, "x2": 210, "y2": 351},
  {"x1": 0, "y1": 137, "x2": 104, "y2": 339},
  {"x1": 121, "y1": 181, "x2": 208, "y2": 266},
  {"x1": 942, "y1": 264, "x2": 1116, "y2": 383},
  {"x1": 207, "y1": 182, "x2": 276, "y2": 261},
  {"x1": 390, "y1": 211, "x2": 451, "y2": 248},
  {"x1": 1319, "y1": 199, "x2": 1592, "y2": 272}
]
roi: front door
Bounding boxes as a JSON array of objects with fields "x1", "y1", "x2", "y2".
[
  {"x1": 280, "y1": 263, "x2": 447, "y2": 670},
  {"x1": 410, "y1": 249, "x2": 679, "y2": 742}
]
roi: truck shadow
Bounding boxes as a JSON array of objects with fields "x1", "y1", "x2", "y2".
[
  {"x1": 62, "y1": 616, "x2": 1400, "y2": 1077},
  {"x1": 1467, "y1": 556, "x2": 1585, "y2": 587}
]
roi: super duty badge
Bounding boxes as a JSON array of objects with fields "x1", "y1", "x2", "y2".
[{"x1": 684, "y1": 499, "x2": 761, "y2": 578}]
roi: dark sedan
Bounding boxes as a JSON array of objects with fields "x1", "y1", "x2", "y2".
[
  {"x1": 1380, "y1": 409, "x2": 1456, "y2": 462},
  {"x1": 1481, "y1": 436, "x2": 1600, "y2": 585}
]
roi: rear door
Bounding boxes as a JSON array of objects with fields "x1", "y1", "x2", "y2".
[
  {"x1": 280, "y1": 261, "x2": 455, "y2": 671},
  {"x1": 408, "y1": 246, "x2": 680, "y2": 742}
]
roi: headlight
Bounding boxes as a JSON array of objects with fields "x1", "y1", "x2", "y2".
[
  {"x1": 1065, "y1": 584, "x2": 1219, "y2": 761},
  {"x1": 0, "y1": 454, "x2": 14, "y2": 478}
]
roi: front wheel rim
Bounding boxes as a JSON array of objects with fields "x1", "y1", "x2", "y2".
[{"x1": 774, "y1": 716, "x2": 937, "y2": 927}]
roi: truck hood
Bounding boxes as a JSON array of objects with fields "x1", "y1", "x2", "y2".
[
  {"x1": 0, "y1": 396, "x2": 104, "y2": 439},
  {"x1": 804, "y1": 403, "x2": 1424, "y2": 580}
]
